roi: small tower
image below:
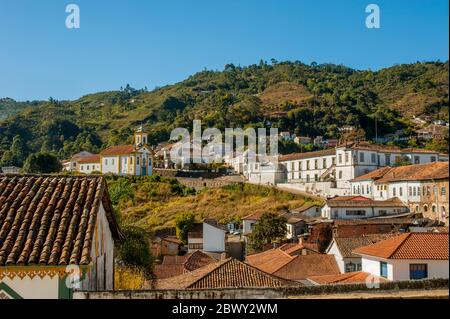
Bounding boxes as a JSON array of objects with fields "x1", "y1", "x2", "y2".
[{"x1": 134, "y1": 126, "x2": 148, "y2": 147}]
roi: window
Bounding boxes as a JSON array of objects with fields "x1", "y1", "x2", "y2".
[
  {"x1": 130, "y1": 157, "x2": 133, "y2": 165},
  {"x1": 314, "y1": 174, "x2": 318, "y2": 182},
  {"x1": 299, "y1": 161, "x2": 302, "y2": 171},
  {"x1": 427, "y1": 186, "x2": 431, "y2": 196},
  {"x1": 338, "y1": 154, "x2": 342, "y2": 164},
  {"x1": 323, "y1": 158, "x2": 327, "y2": 169},
  {"x1": 338, "y1": 171, "x2": 343, "y2": 179},
  {"x1": 410, "y1": 264, "x2": 428, "y2": 280},
  {"x1": 188, "y1": 243, "x2": 203, "y2": 250},
  {"x1": 441, "y1": 186, "x2": 446, "y2": 196},
  {"x1": 345, "y1": 262, "x2": 356, "y2": 273},
  {"x1": 414, "y1": 156, "x2": 420, "y2": 164},
  {"x1": 87, "y1": 165, "x2": 90, "y2": 171},
  {"x1": 413, "y1": 187, "x2": 416, "y2": 196},
  {"x1": 137, "y1": 156, "x2": 140, "y2": 165},
  {"x1": 345, "y1": 153, "x2": 349, "y2": 163},
  {"x1": 393, "y1": 188, "x2": 396, "y2": 196},
  {"x1": 379, "y1": 210, "x2": 387, "y2": 216},
  {"x1": 353, "y1": 186, "x2": 357, "y2": 194},
  {"x1": 380, "y1": 262, "x2": 388, "y2": 278},
  {"x1": 399, "y1": 187, "x2": 403, "y2": 196},
  {"x1": 314, "y1": 159, "x2": 318, "y2": 169},
  {"x1": 306, "y1": 160, "x2": 310, "y2": 170},
  {"x1": 332, "y1": 157, "x2": 336, "y2": 165},
  {"x1": 385, "y1": 154, "x2": 391, "y2": 166},
  {"x1": 81, "y1": 165, "x2": 84, "y2": 171},
  {"x1": 431, "y1": 156, "x2": 436, "y2": 162},
  {"x1": 367, "y1": 185, "x2": 370, "y2": 194},
  {"x1": 306, "y1": 175, "x2": 310, "y2": 182},
  {"x1": 346, "y1": 210, "x2": 366, "y2": 216},
  {"x1": 371, "y1": 153, "x2": 376, "y2": 163},
  {"x1": 105, "y1": 159, "x2": 108, "y2": 165},
  {"x1": 409, "y1": 187, "x2": 412, "y2": 196},
  {"x1": 149, "y1": 158, "x2": 152, "y2": 165},
  {"x1": 111, "y1": 159, "x2": 115, "y2": 165},
  {"x1": 359, "y1": 152, "x2": 365, "y2": 162}
]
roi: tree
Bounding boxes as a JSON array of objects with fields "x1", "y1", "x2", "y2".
[
  {"x1": 117, "y1": 226, "x2": 154, "y2": 275},
  {"x1": 248, "y1": 212, "x2": 287, "y2": 252},
  {"x1": 175, "y1": 212, "x2": 196, "y2": 244},
  {"x1": 0, "y1": 135, "x2": 28, "y2": 167},
  {"x1": 23, "y1": 152, "x2": 61, "y2": 173}
]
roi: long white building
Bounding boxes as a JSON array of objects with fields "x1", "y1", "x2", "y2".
[{"x1": 277, "y1": 142, "x2": 443, "y2": 197}]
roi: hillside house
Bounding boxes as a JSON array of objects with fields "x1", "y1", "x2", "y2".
[
  {"x1": 354, "y1": 233, "x2": 449, "y2": 281},
  {"x1": 350, "y1": 162, "x2": 449, "y2": 224},
  {"x1": 0, "y1": 175, "x2": 122, "y2": 299},
  {"x1": 187, "y1": 220, "x2": 227, "y2": 255},
  {"x1": 326, "y1": 237, "x2": 374, "y2": 273},
  {"x1": 321, "y1": 196, "x2": 409, "y2": 220}
]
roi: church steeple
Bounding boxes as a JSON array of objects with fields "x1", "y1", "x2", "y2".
[{"x1": 134, "y1": 126, "x2": 148, "y2": 147}]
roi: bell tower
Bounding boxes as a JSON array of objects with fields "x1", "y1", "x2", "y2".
[{"x1": 134, "y1": 126, "x2": 148, "y2": 147}]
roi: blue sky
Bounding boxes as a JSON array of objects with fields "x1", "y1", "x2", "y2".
[{"x1": 0, "y1": 0, "x2": 448, "y2": 101}]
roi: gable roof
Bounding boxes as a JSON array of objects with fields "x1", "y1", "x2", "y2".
[
  {"x1": 0, "y1": 175, "x2": 122, "y2": 266},
  {"x1": 76, "y1": 154, "x2": 101, "y2": 164},
  {"x1": 279, "y1": 149, "x2": 336, "y2": 162},
  {"x1": 100, "y1": 145, "x2": 136, "y2": 156},
  {"x1": 246, "y1": 248, "x2": 294, "y2": 273},
  {"x1": 330, "y1": 237, "x2": 374, "y2": 258},
  {"x1": 155, "y1": 258, "x2": 296, "y2": 289},
  {"x1": 326, "y1": 196, "x2": 405, "y2": 208},
  {"x1": 307, "y1": 271, "x2": 389, "y2": 285},
  {"x1": 154, "y1": 250, "x2": 217, "y2": 279},
  {"x1": 273, "y1": 254, "x2": 340, "y2": 280},
  {"x1": 353, "y1": 233, "x2": 449, "y2": 260},
  {"x1": 352, "y1": 162, "x2": 449, "y2": 183}
]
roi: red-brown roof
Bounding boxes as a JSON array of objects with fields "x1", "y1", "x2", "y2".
[
  {"x1": 308, "y1": 271, "x2": 389, "y2": 285},
  {"x1": 0, "y1": 175, "x2": 122, "y2": 266},
  {"x1": 273, "y1": 254, "x2": 340, "y2": 280},
  {"x1": 331, "y1": 237, "x2": 375, "y2": 258},
  {"x1": 246, "y1": 248, "x2": 294, "y2": 273},
  {"x1": 155, "y1": 258, "x2": 297, "y2": 289},
  {"x1": 337, "y1": 141, "x2": 438, "y2": 154},
  {"x1": 375, "y1": 162, "x2": 449, "y2": 183},
  {"x1": 326, "y1": 196, "x2": 405, "y2": 208},
  {"x1": 76, "y1": 154, "x2": 100, "y2": 164},
  {"x1": 353, "y1": 162, "x2": 449, "y2": 183},
  {"x1": 279, "y1": 149, "x2": 336, "y2": 162},
  {"x1": 154, "y1": 251, "x2": 217, "y2": 279},
  {"x1": 353, "y1": 233, "x2": 449, "y2": 260},
  {"x1": 100, "y1": 145, "x2": 136, "y2": 156}
]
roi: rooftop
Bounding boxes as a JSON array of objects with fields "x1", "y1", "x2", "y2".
[
  {"x1": 353, "y1": 233, "x2": 449, "y2": 260},
  {"x1": 307, "y1": 271, "x2": 389, "y2": 285},
  {"x1": 76, "y1": 154, "x2": 101, "y2": 164},
  {"x1": 100, "y1": 145, "x2": 136, "y2": 156},
  {"x1": 0, "y1": 175, "x2": 122, "y2": 266},
  {"x1": 326, "y1": 196, "x2": 405, "y2": 208},
  {"x1": 273, "y1": 254, "x2": 341, "y2": 280},
  {"x1": 279, "y1": 149, "x2": 336, "y2": 162},
  {"x1": 330, "y1": 237, "x2": 375, "y2": 258},
  {"x1": 154, "y1": 258, "x2": 297, "y2": 289}
]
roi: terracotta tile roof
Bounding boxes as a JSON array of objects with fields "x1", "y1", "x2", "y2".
[
  {"x1": 279, "y1": 243, "x2": 304, "y2": 255},
  {"x1": 100, "y1": 145, "x2": 136, "y2": 156},
  {"x1": 273, "y1": 254, "x2": 340, "y2": 280},
  {"x1": 333, "y1": 218, "x2": 415, "y2": 226},
  {"x1": 183, "y1": 250, "x2": 217, "y2": 272},
  {"x1": 155, "y1": 258, "x2": 297, "y2": 289},
  {"x1": 76, "y1": 154, "x2": 100, "y2": 164},
  {"x1": 337, "y1": 141, "x2": 438, "y2": 154},
  {"x1": 331, "y1": 237, "x2": 374, "y2": 258},
  {"x1": 0, "y1": 175, "x2": 122, "y2": 266},
  {"x1": 308, "y1": 271, "x2": 389, "y2": 285},
  {"x1": 154, "y1": 251, "x2": 217, "y2": 279},
  {"x1": 327, "y1": 196, "x2": 405, "y2": 208},
  {"x1": 375, "y1": 162, "x2": 449, "y2": 183},
  {"x1": 161, "y1": 236, "x2": 183, "y2": 245},
  {"x1": 351, "y1": 166, "x2": 393, "y2": 182},
  {"x1": 353, "y1": 233, "x2": 449, "y2": 260},
  {"x1": 246, "y1": 248, "x2": 294, "y2": 273},
  {"x1": 279, "y1": 149, "x2": 336, "y2": 162}
]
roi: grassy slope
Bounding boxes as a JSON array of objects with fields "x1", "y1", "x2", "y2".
[{"x1": 107, "y1": 175, "x2": 319, "y2": 232}]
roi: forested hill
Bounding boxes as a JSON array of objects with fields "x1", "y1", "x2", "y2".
[{"x1": 0, "y1": 60, "x2": 448, "y2": 166}]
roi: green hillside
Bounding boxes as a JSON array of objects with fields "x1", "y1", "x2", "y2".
[{"x1": 0, "y1": 60, "x2": 448, "y2": 165}]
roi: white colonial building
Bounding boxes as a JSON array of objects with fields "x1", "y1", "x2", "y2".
[
  {"x1": 277, "y1": 142, "x2": 442, "y2": 197},
  {"x1": 321, "y1": 196, "x2": 409, "y2": 220},
  {"x1": 354, "y1": 233, "x2": 449, "y2": 281}
]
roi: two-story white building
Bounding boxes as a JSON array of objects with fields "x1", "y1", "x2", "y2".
[
  {"x1": 277, "y1": 142, "x2": 441, "y2": 197},
  {"x1": 187, "y1": 220, "x2": 227, "y2": 254}
]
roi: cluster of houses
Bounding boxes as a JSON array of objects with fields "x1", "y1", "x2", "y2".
[{"x1": 61, "y1": 126, "x2": 153, "y2": 176}]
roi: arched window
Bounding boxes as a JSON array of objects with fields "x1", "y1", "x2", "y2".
[{"x1": 423, "y1": 205, "x2": 428, "y2": 212}]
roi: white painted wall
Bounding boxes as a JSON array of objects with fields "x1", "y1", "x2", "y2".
[
  {"x1": 1, "y1": 275, "x2": 59, "y2": 299},
  {"x1": 321, "y1": 203, "x2": 407, "y2": 219},
  {"x1": 79, "y1": 163, "x2": 101, "y2": 174},
  {"x1": 361, "y1": 255, "x2": 449, "y2": 281},
  {"x1": 203, "y1": 223, "x2": 226, "y2": 253}
]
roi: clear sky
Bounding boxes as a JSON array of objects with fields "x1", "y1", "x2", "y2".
[{"x1": 0, "y1": 0, "x2": 448, "y2": 101}]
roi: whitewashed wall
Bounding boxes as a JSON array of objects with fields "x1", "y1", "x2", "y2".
[{"x1": 203, "y1": 223, "x2": 226, "y2": 253}]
